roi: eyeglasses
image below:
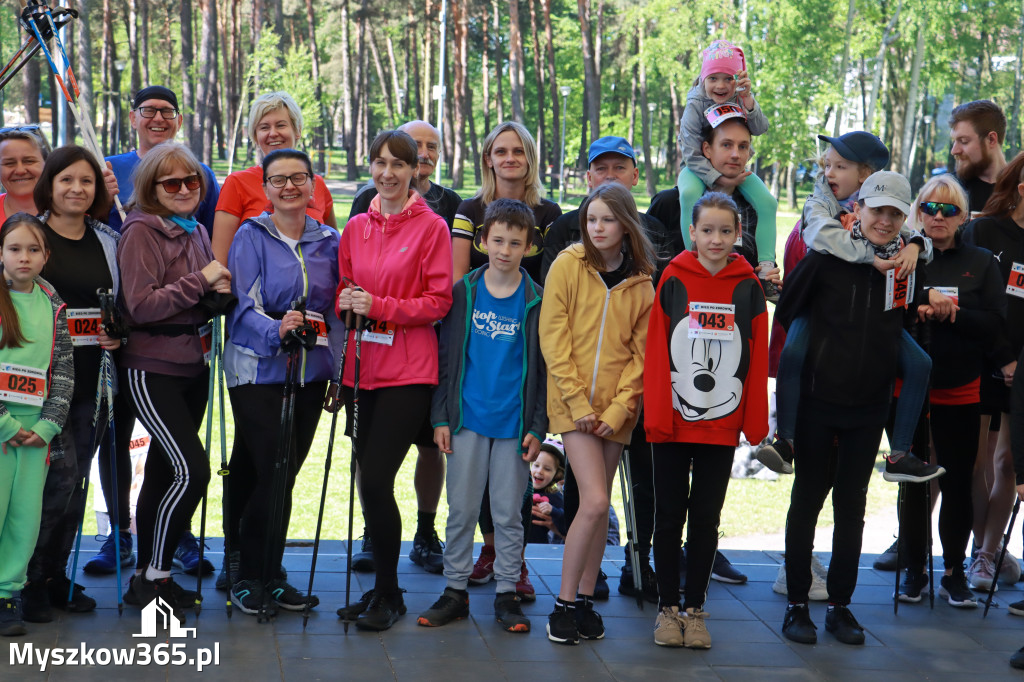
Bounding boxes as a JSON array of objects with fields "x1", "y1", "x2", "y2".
[
  {"x1": 919, "y1": 201, "x2": 962, "y2": 218},
  {"x1": 135, "y1": 106, "x2": 179, "y2": 119},
  {"x1": 155, "y1": 174, "x2": 201, "y2": 193},
  {"x1": 266, "y1": 172, "x2": 311, "y2": 188}
]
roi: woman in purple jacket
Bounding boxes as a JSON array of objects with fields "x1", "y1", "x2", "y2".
[{"x1": 116, "y1": 143, "x2": 232, "y2": 614}]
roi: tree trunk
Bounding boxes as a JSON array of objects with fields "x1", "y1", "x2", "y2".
[
  {"x1": 357, "y1": 0, "x2": 369, "y2": 164},
  {"x1": 408, "y1": 2, "x2": 421, "y2": 118},
  {"x1": 832, "y1": 0, "x2": 856, "y2": 136},
  {"x1": 638, "y1": 22, "x2": 655, "y2": 198},
  {"x1": 528, "y1": 0, "x2": 546, "y2": 181},
  {"x1": 369, "y1": 29, "x2": 395, "y2": 126},
  {"x1": 628, "y1": 48, "x2": 637, "y2": 144},
  {"x1": 195, "y1": 0, "x2": 218, "y2": 164},
  {"x1": 468, "y1": 85, "x2": 481, "y2": 185},
  {"x1": 594, "y1": 0, "x2": 603, "y2": 79},
  {"x1": 179, "y1": 0, "x2": 195, "y2": 150},
  {"x1": 23, "y1": 59, "x2": 41, "y2": 130},
  {"x1": 385, "y1": 34, "x2": 403, "y2": 118},
  {"x1": 508, "y1": 0, "x2": 525, "y2": 122},
  {"x1": 482, "y1": 1, "x2": 491, "y2": 133},
  {"x1": 543, "y1": 0, "x2": 559, "y2": 188},
  {"x1": 273, "y1": 0, "x2": 284, "y2": 42},
  {"x1": 1010, "y1": 0, "x2": 1024, "y2": 157},
  {"x1": 342, "y1": 0, "x2": 357, "y2": 178},
  {"x1": 900, "y1": 12, "x2": 926, "y2": 176},
  {"x1": 101, "y1": 0, "x2": 113, "y2": 153},
  {"x1": 669, "y1": 80, "x2": 681, "y2": 175},
  {"x1": 139, "y1": 0, "x2": 149, "y2": 85},
  {"x1": 578, "y1": 0, "x2": 600, "y2": 142},
  {"x1": 865, "y1": 0, "x2": 901, "y2": 132},
  {"x1": 786, "y1": 163, "x2": 797, "y2": 210},
  {"x1": 450, "y1": 1, "x2": 468, "y2": 190},
  {"x1": 422, "y1": 0, "x2": 433, "y2": 125},
  {"x1": 75, "y1": 0, "x2": 94, "y2": 143},
  {"x1": 493, "y1": 0, "x2": 504, "y2": 123},
  {"x1": 306, "y1": 0, "x2": 326, "y2": 173}
]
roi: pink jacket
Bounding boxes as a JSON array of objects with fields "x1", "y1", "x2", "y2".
[{"x1": 336, "y1": 191, "x2": 453, "y2": 389}]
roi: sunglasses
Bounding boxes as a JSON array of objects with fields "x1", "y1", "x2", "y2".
[
  {"x1": 919, "y1": 201, "x2": 962, "y2": 218},
  {"x1": 155, "y1": 174, "x2": 201, "y2": 193},
  {"x1": 266, "y1": 172, "x2": 311, "y2": 188},
  {"x1": 135, "y1": 106, "x2": 179, "y2": 119},
  {"x1": 0, "y1": 125, "x2": 41, "y2": 134}
]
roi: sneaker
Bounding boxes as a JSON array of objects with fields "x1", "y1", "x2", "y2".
[
  {"x1": 594, "y1": 570, "x2": 610, "y2": 599},
  {"x1": 468, "y1": 544, "x2": 495, "y2": 585},
  {"x1": 355, "y1": 590, "x2": 406, "y2": 631},
  {"x1": 682, "y1": 607, "x2": 711, "y2": 649},
  {"x1": 336, "y1": 589, "x2": 375, "y2": 620},
  {"x1": 122, "y1": 575, "x2": 140, "y2": 607},
  {"x1": 408, "y1": 529, "x2": 445, "y2": 574},
  {"x1": 20, "y1": 581, "x2": 52, "y2": 623},
  {"x1": 760, "y1": 279, "x2": 781, "y2": 305},
  {"x1": 173, "y1": 532, "x2": 215, "y2": 576},
  {"x1": 516, "y1": 562, "x2": 536, "y2": 602},
  {"x1": 575, "y1": 597, "x2": 604, "y2": 640},
  {"x1": 654, "y1": 605, "x2": 684, "y2": 647},
  {"x1": 967, "y1": 554, "x2": 997, "y2": 592},
  {"x1": 47, "y1": 576, "x2": 96, "y2": 613},
  {"x1": 882, "y1": 452, "x2": 945, "y2": 483},
  {"x1": 873, "y1": 540, "x2": 899, "y2": 571},
  {"x1": 1012, "y1": 646, "x2": 1024, "y2": 670},
  {"x1": 351, "y1": 532, "x2": 376, "y2": 573},
  {"x1": 939, "y1": 568, "x2": 978, "y2": 608},
  {"x1": 83, "y1": 530, "x2": 135, "y2": 575},
  {"x1": 772, "y1": 559, "x2": 828, "y2": 601},
  {"x1": 825, "y1": 604, "x2": 865, "y2": 645},
  {"x1": 619, "y1": 563, "x2": 659, "y2": 604},
  {"x1": 546, "y1": 602, "x2": 579, "y2": 645},
  {"x1": 494, "y1": 591, "x2": 530, "y2": 633},
  {"x1": 417, "y1": 587, "x2": 469, "y2": 627},
  {"x1": 131, "y1": 574, "x2": 201, "y2": 611},
  {"x1": 0, "y1": 598, "x2": 27, "y2": 636},
  {"x1": 898, "y1": 571, "x2": 928, "y2": 603},
  {"x1": 267, "y1": 578, "x2": 318, "y2": 611},
  {"x1": 756, "y1": 438, "x2": 794, "y2": 475},
  {"x1": 781, "y1": 603, "x2": 817, "y2": 644},
  {"x1": 710, "y1": 551, "x2": 747, "y2": 584},
  {"x1": 1010, "y1": 600, "x2": 1024, "y2": 617},
  {"x1": 215, "y1": 550, "x2": 240, "y2": 592},
  {"x1": 231, "y1": 579, "x2": 271, "y2": 616}
]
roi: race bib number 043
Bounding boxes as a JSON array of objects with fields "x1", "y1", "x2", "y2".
[
  {"x1": 688, "y1": 302, "x2": 736, "y2": 341},
  {"x1": 0, "y1": 362, "x2": 46, "y2": 407}
]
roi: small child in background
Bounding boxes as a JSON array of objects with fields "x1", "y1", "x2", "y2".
[{"x1": 529, "y1": 437, "x2": 568, "y2": 544}]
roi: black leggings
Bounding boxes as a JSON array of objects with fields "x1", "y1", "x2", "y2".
[
  {"x1": 651, "y1": 442, "x2": 733, "y2": 610},
  {"x1": 344, "y1": 384, "x2": 432, "y2": 595}
]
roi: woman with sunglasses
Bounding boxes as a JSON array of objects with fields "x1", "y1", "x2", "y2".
[
  {"x1": 0, "y1": 126, "x2": 50, "y2": 222},
  {"x1": 892, "y1": 175, "x2": 1007, "y2": 607},
  {"x1": 221, "y1": 149, "x2": 339, "y2": 616},
  {"x1": 116, "y1": 142, "x2": 231, "y2": 615}
]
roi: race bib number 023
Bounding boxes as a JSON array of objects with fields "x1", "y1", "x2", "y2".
[
  {"x1": 0, "y1": 362, "x2": 46, "y2": 407},
  {"x1": 687, "y1": 302, "x2": 736, "y2": 341},
  {"x1": 67, "y1": 308, "x2": 102, "y2": 346}
]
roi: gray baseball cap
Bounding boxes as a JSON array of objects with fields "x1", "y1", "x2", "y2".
[{"x1": 859, "y1": 171, "x2": 911, "y2": 215}]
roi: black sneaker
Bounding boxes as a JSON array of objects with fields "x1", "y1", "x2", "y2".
[
  {"x1": 20, "y1": 581, "x2": 52, "y2": 623},
  {"x1": 781, "y1": 603, "x2": 817, "y2": 644},
  {"x1": 1012, "y1": 647, "x2": 1024, "y2": 670},
  {"x1": 123, "y1": 575, "x2": 140, "y2": 607},
  {"x1": 546, "y1": 602, "x2": 579, "y2": 645},
  {"x1": 618, "y1": 563, "x2": 659, "y2": 604},
  {"x1": 416, "y1": 587, "x2": 469, "y2": 627},
  {"x1": 231, "y1": 579, "x2": 272, "y2": 616},
  {"x1": 575, "y1": 597, "x2": 604, "y2": 640},
  {"x1": 267, "y1": 579, "x2": 319, "y2": 611},
  {"x1": 355, "y1": 590, "x2": 406, "y2": 631},
  {"x1": 0, "y1": 598, "x2": 26, "y2": 636},
  {"x1": 408, "y1": 530, "x2": 445, "y2": 574},
  {"x1": 873, "y1": 540, "x2": 899, "y2": 571},
  {"x1": 939, "y1": 569, "x2": 978, "y2": 608},
  {"x1": 215, "y1": 550, "x2": 240, "y2": 592},
  {"x1": 352, "y1": 532, "x2": 375, "y2": 573},
  {"x1": 711, "y1": 551, "x2": 747, "y2": 584},
  {"x1": 756, "y1": 438, "x2": 794, "y2": 474},
  {"x1": 883, "y1": 453, "x2": 945, "y2": 483},
  {"x1": 131, "y1": 575, "x2": 201, "y2": 611},
  {"x1": 494, "y1": 592, "x2": 530, "y2": 633},
  {"x1": 594, "y1": 570, "x2": 610, "y2": 600},
  {"x1": 173, "y1": 531, "x2": 215, "y2": 576},
  {"x1": 898, "y1": 571, "x2": 928, "y2": 603},
  {"x1": 47, "y1": 576, "x2": 96, "y2": 613},
  {"x1": 825, "y1": 605, "x2": 865, "y2": 645},
  {"x1": 337, "y1": 589, "x2": 375, "y2": 620},
  {"x1": 759, "y1": 277, "x2": 781, "y2": 304},
  {"x1": 1010, "y1": 600, "x2": 1024, "y2": 616}
]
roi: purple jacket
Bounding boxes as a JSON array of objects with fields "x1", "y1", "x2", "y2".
[{"x1": 116, "y1": 208, "x2": 214, "y2": 376}]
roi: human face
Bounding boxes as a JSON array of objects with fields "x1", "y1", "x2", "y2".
[
  {"x1": 129, "y1": 98, "x2": 182, "y2": 153},
  {"x1": 255, "y1": 108, "x2": 298, "y2": 156},
  {"x1": 689, "y1": 206, "x2": 739, "y2": 271},
  {"x1": 263, "y1": 158, "x2": 312, "y2": 213},
  {"x1": 586, "y1": 153, "x2": 639, "y2": 191},
  {"x1": 51, "y1": 159, "x2": 97, "y2": 218},
  {"x1": 918, "y1": 193, "x2": 965, "y2": 250},
  {"x1": 703, "y1": 72, "x2": 738, "y2": 105},
  {"x1": 855, "y1": 203, "x2": 906, "y2": 246},
  {"x1": 586, "y1": 198, "x2": 625, "y2": 263},
  {"x1": 485, "y1": 130, "x2": 528, "y2": 183},
  {"x1": 370, "y1": 145, "x2": 415, "y2": 205},
  {"x1": 950, "y1": 120, "x2": 996, "y2": 182},
  {"x1": 530, "y1": 451, "x2": 559, "y2": 490},
  {"x1": 483, "y1": 221, "x2": 530, "y2": 274},
  {"x1": 154, "y1": 162, "x2": 201, "y2": 217},
  {"x1": 2, "y1": 224, "x2": 47, "y2": 293},
  {"x1": 0, "y1": 138, "x2": 44, "y2": 200},
  {"x1": 823, "y1": 147, "x2": 871, "y2": 201},
  {"x1": 401, "y1": 121, "x2": 440, "y2": 182},
  {"x1": 701, "y1": 122, "x2": 751, "y2": 179}
]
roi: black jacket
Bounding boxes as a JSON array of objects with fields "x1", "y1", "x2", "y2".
[{"x1": 963, "y1": 216, "x2": 1024, "y2": 364}]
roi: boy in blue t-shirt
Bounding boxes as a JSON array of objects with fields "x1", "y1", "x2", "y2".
[{"x1": 421, "y1": 198, "x2": 547, "y2": 633}]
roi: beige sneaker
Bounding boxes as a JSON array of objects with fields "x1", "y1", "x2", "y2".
[
  {"x1": 682, "y1": 607, "x2": 711, "y2": 649},
  {"x1": 653, "y1": 606, "x2": 684, "y2": 647}
]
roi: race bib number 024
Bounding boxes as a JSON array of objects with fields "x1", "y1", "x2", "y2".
[
  {"x1": 687, "y1": 302, "x2": 736, "y2": 341},
  {"x1": 67, "y1": 308, "x2": 102, "y2": 346},
  {"x1": 0, "y1": 362, "x2": 46, "y2": 407}
]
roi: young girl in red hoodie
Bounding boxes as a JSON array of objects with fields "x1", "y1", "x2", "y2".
[{"x1": 645, "y1": 192, "x2": 769, "y2": 649}]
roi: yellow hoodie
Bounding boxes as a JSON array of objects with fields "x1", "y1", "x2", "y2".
[{"x1": 539, "y1": 244, "x2": 654, "y2": 444}]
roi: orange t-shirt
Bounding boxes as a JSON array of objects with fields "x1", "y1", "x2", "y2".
[{"x1": 215, "y1": 165, "x2": 334, "y2": 223}]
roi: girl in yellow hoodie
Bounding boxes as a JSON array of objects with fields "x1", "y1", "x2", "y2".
[{"x1": 540, "y1": 183, "x2": 654, "y2": 645}]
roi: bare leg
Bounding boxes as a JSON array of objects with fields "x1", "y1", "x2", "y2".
[
  {"x1": 971, "y1": 414, "x2": 994, "y2": 545},
  {"x1": 576, "y1": 440, "x2": 623, "y2": 596},
  {"x1": 982, "y1": 416, "x2": 1015, "y2": 555}
]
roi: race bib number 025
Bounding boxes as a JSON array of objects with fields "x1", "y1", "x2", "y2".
[
  {"x1": 688, "y1": 302, "x2": 736, "y2": 341},
  {"x1": 885, "y1": 270, "x2": 915, "y2": 311},
  {"x1": 0, "y1": 362, "x2": 46, "y2": 407},
  {"x1": 67, "y1": 308, "x2": 102, "y2": 346}
]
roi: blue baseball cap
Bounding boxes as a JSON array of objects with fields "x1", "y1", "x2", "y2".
[
  {"x1": 588, "y1": 136, "x2": 637, "y2": 165},
  {"x1": 817, "y1": 131, "x2": 890, "y2": 171}
]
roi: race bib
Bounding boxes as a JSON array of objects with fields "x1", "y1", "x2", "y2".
[
  {"x1": 885, "y1": 269, "x2": 915, "y2": 311},
  {"x1": 931, "y1": 286, "x2": 959, "y2": 306},
  {"x1": 199, "y1": 323, "x2": 212, "y2": 364},
  {"x1": 1007, "y1": 262, "x2": 1024, "y2": 299},
  {"x1": 0, "y1": 362, "x2": 46, "y2": 407},
  {"x1": 362, "y1": 319, "x2": 396, "y2": 346},
  {"x1": 687, "y1": 302, "x2": 736, "y2": 341},
  {"x1": 66, "y1": 308, "x2": 102, "y2": 347},
  {"x1": 305, "y1": 311, "x2": 330, "y2": 348}
]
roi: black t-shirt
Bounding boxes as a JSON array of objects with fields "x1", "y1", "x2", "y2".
[
  {"x1": 647, "y1": 187, "x2": 759, "y2": 269},
  {"x1": 348, "y1": 180, "x2": 463, "y2": 230},
  {"x1": 955, "y1": 174, "x2": 994, "y2": 215},
  {"x1": 453, "y1": 196, "x2": 562, "y2": 282},
  {"x1": 41, "y1": 224, "x2": 113, "y2": 402}
]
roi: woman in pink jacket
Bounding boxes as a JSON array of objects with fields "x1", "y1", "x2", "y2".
[{"x1": 334, "y1": 130, "x2": 453, "y2": 631}]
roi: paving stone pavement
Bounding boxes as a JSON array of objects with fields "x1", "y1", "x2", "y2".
[{"x1": 6, "y1": 537, "x2": 1024, "y2": 681}]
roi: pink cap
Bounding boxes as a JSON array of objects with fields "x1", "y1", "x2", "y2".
[{"x1": 699, "y1": 40, "x2": 746, "y2": 82}]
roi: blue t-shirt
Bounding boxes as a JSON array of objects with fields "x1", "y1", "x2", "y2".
[
  {"x1": 105, "y1": 151, "x2": 220, "y2": 234},
  {"x1": 461, "y1": 275, "x2": 526, "y2": 439}
]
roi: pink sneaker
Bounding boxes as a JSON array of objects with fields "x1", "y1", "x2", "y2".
[
  {"x1": 468, "y1": 545, "x2": 495, "y2": 585},
  {"x1": 515, "y1": 562, "x2": 536, "y2": 602}
]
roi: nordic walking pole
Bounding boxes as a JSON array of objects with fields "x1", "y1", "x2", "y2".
[
  {"x1": 304, "y1": 309, "x2": 354, "y2": 630},
  {"x1": 194, "y1": 316, "x2": 220, "y2": 617},
  {"x1": 214, "y1": 317, "x2": 232, "y2": 617},
  {"x1": 617, "y1": 453, "x2": 643, "y2": 609},
  {"x1": 342, "y1": 303, "x2": 365, "y2": 635},
  {"x1": 984, "y1": 497, "x2": 1021, "y2": 618},
  {"x1": 894, "y1": 482, "x2": 903, "y2": 615}
]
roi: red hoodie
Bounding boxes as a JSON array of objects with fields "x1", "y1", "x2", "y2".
[{"x1": 644, "y1": 250, "x2": 769, "y2": 446}]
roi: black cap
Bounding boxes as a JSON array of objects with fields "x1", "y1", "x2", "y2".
[
  {"x1": 816, "y1": 131, "x2": 889, "y2": 171},
  {"x1": 132, "y1": 86, "x2": 179, "y2": 111}
]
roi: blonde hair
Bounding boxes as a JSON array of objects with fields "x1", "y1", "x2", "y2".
[
  {"x1": 246, "y1": 91, "x2": 303, "y2": 154},
  {"x1": 579, "y1": 183, "x2": 654, "y2": 277},
  {"x1": 127, "y1": 142, "x2": 207, "y2": 216},
  {"x1": 477, "y1": 121, "x2": 544, "y2": 207},
  {"x1": 908, "y1": 174, "x2": 970, "y2": 233},
  {"x1": 814, "y1": 146, "x2": 874, "y2": 181}
]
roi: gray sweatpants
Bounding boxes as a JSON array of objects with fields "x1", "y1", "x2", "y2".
[{"x1": 445, "y1": 428, "x2": 529, "y2": 593}]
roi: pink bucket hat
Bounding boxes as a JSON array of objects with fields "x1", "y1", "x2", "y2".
[{"x1": 700, "y1": 40, "x2": 746, "y2": 81}]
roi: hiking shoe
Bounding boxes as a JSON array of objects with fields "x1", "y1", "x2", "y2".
[
  {"x1": 417, "y1": 587, "x2": 469, "y2": 627},
  {"x1": 215, "y1": 550, "x2": 240, "y2": 591},
  {"x1": 408, "y1": 529, "x2": 445, "y2": 574},
  {"x1": 83, "y1": 530, "x2": 135, "y2": 574},
  {"x1": 1009, "y1": 599, "x2": 1024, "y2": 616},
  {"x1": 352, "y1": 532, "x2": 375, "y2": 573},
  {"x1": 898, "y1": 571, "x2": 928, "y2": 603},
  {"x1": 123, "y1": 576, "x2": 140, "y2": 607},
  {"x1": 20, "y1": 581, "x2": 52, "y2": 623},
  {"x1": 939, "y1": 568, "x2": 977, "y2": 608},
  {"x1": 682, "y1": 607, "x2": 711, "y2": 649},
  {"x1": 516, "y1": 562, "x2": 536, "y2": 602},
  {"x1": 873, "y1": 540, "x2": 899, "y2": 571},
  {"x1": 825, "y1": 605, "x2": 865, "y2": 645},
  {"x1": 882, "y1": 452, "x2": 945, "y2": 483},
  {"x1": 654, "y1": 605, "x2": 684, "y2": 647},
  {"x1": 594, "y1": 570, "x2": 610, "y2": 599},
  {"x1": 0, "y1": 598, "x2": 26, "y2": 636},
  {"x1": 546, "y1": 602, "x2": 579, "y2": 645},
  {"x1": 231, "y1": 579, "x2": 271, "y2": 616},
  {"x1": 355, "y1": 590, "x2": 406, "y2": 631},
  {"x1": 968, "y1": 554, "x2": 997, "y2": 592},
  {"x1": 711, "y1": 551, "x2": 747, "y2": 584},
  {"x1": 1012, "y1": 647, "x2": 1024, "y2": 670},
  {"x1": 494, "y1": 591, "x2": 530, "y2": 633},
  {"x1": 267, "y1": 578, "x2": 318, "y2": 611},
  {"x1": 173, "y1": 531, "x2": 215, "y2": 576},
  {"x1": 47, "y1": 576, "x2": 96, "y2": 613},
  {"x1": 131, "y1": 575, "x2": 201, "y2": 611},
  {"x1": 757, "y1": 438, "x2": 794, "y2": 474},
  {"x1": 336, "y1": 589, "x2": 375, "y2": 620},
  {"x1": 619, "y1": 563, "x2": 659, "y2": 604},
  {"x1": 575, "y1": 597, "x2": 604, "y2": 640},
  {"x1": 469, "y1": 544, "x2": 495, "y2": 584},
  {"x1": 772, "y1": 559, "x2": 828, "y2": 601},
  {"x1": 782, "y1": 603, "x2": 817, "y2": 644}
]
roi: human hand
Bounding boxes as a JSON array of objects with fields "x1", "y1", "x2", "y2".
[
  {"x1": 97, "y1": 331, "x2": 121, "y2": 350},
  {"x1": 873, "y1": 255, "x2": 896, "y2": 275},
  {"x1": 201, "y1": 260, "x2": 232, "y2": 293},
  {"x1": 594, "y1": 421, "x2": 614, "y2": 438},
  {"x1": 278, "y1": 310, "x2": 307, "y2": 340},
  {"x1": 735, "y1": 70, "x2": 754, "y2": 108},
  {"x1": 522, "y1": 433, "x2": 540, "y2": 461},
  {"x1": 531, "y1": 508, "x2": 554, "y2": 529},
  {"x1": 926, "y1": 289, "x2": 958, "y2": 323},
  {"x1": 574, "y1": 413, "x2": 597, "y2": 434},
  {"x1": 893, "y1": 243, "x2": 921, "y2": 279},
  {"x1": 3, "y1": 427, "x2": 36, "y2": 454},
  {"x1": 102, "y1": 162, "x2": 119, "y2": 199},
  {"x1": 434, "y1": 425, "x2": 452, "y2": 454},
  {"x1": 1002, "y1": 360, "x2": 1017, "y2": 387},
  {"x1": 350, "y1": 289, "x2": 373, "y2": 317},
  {"x1": 759, "y1": 264, "x2": 782, "y2": 286},
  {"x1": 713, "y1": 171, "x2": 752, "y2": 192}
]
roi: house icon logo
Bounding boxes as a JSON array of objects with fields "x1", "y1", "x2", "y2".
[{"x1": 132, "y1": 597, "x2": 196, "y2": 638}]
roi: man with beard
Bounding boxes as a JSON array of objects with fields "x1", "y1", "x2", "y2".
[{"x1": 949, "y1": 100, "x2": 1007, "y2": 214}]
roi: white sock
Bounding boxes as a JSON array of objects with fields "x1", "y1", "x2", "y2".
[{"x1": 145, "y1": 566, "x2": 171, "y2": 581}]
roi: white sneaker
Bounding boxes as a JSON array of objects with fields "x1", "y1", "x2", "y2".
[
  {"x1": 772, "y1": 558, "x2": 828, "y2": 601},
  {"x1": 967, "y1": 554, "x2": 997, "y2": 592}
]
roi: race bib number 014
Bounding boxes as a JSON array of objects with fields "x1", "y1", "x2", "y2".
[
  {"x1": 0, "y1": 362, "x2": 46, "y2": 407},
  {"x1": 362, "y1": 319, "x2": 396, "y2": 346},
  {"x1": 67, "y1": 308, "x2": 102, "y2": 346},
  {"x1": 688, "y1": 302, "x2": 736, "y2": 341},
  {"x1": 885, "y1": 270, "x2": 915, "y2": 311},
  {"x1": 1007, "y1": 263, "x2": 1024, "y2": 299}
]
